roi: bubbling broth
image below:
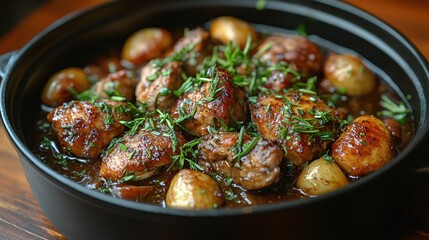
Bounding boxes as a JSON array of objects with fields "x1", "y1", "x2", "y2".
[{"x1": 32, "y1": 16, "x2": 414, "y2": 209}]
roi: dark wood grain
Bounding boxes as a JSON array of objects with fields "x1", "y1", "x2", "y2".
[{"x1": 0, "y1": 0, "x2": 428, "y2": 239}]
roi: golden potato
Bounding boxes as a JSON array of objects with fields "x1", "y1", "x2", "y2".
[
  {"x1": 324, "y1": 53, "x2": 377, "y2": 96},
  {"x1": 210, "y1": 16, "x2": 257, "y2": 49},
  {"x1": 332, "y1": 115, "x2": 395, "y2": 176},
  {"x1": 296, "y1": 158, "x2": 349, "y2": 196},
  {"x1": 166, "y1": 169, "x2": 223, "y2": 209},
  {"x1": 121, "y1": 28, "x2": 173, "y2": 66},
  {"x1": 41, "y1": 67, "x2": 90, "y2": 107}
]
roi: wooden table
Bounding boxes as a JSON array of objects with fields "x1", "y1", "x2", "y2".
[{"x1": 0, "y1": 0, "x2": 429, "y2": 239}]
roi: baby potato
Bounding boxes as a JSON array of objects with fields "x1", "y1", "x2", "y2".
[
  {"x1": 324, "y1": 53, "x2": 377, "y2": 96},
  {"x1": 166, "y1": 169, "x2": 224, "y2": 209},
  {"x1": 41, "y1": 67, "x2": 90, "y2": 107},
  {"x1": 121, "y1": 28, "x2": 173, "y2": 66},
  {"x1": 296, "y1": 158, "x2": 349, "y2": 196},
  {"x1": 210, "y1": 16, "x2": 257, "y2": 49},
  {"x1": 332, "y1": 115, "x2": 395, "y2": 176}
]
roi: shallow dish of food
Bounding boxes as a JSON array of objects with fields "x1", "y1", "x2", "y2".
[{"x1": 1, "y1": 0, "x2": 429, "y2": 239}]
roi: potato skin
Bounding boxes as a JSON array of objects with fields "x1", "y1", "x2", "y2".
[
  {"x1": 332, "y1": 115, "x2": 395, "y2": 176},
  {"x1": 99, "y1": 124, "x2": 186, "y2": 181},
  {"x1": 324, "y1": 53, "x2": 377, "y2": 96},
  {"x1": 41, "y1": 67, "x2": 90, "y2": 107},
  {"x1": 210, "y1": 16, "x2": 257, "y2": 49},
  {"x1": 296, "y1": 158, "x2": 349, "y2": 196},
  {"x1": 121, "y1": 28, "x2": 173, "y2": 66},
  {"x1": 166, "y1": 169, "x2": 224, "y2": 209}
]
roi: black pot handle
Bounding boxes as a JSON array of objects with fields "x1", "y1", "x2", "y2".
[{"x1": 0, "y1": 51, "x2": 19, "y2": 81}]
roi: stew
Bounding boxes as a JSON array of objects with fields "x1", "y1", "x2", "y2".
[{"x1": 32, "y1": 16, "x2": 414, "y2": 209}]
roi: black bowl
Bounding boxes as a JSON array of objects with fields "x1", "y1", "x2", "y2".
[{"x1": 1, "y1": 0, "x2": 429, "y2": 239}]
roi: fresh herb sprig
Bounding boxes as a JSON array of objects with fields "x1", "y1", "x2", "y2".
[
  {"x1": 170, "y1": 138, "x2": 203, "y2": 171},
  {"x1": 231, "y1": 126, "x2": 261, "y2": 167},
  {"x1": 379, "y1": 94, "x2": 410, "y2": 124},
  {"x1": 207, "y1": 35, "x2": 302, "y2": 96}
]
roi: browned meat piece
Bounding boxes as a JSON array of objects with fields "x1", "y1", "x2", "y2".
[
  {"x1": 174, "y1": 27, "x2": 209, "y2": 53},
  {"x1": 255, "y1": 34, "x2": 324, "y2": 92},
  {"x1": 170, "y1": 69, "x2": 248, "y2": 137},
  {"x1": 172, "y1": 27, "x2": 210, "y2": 76},
  {"x1": 250, "y1": 90, "x2": 343, "y2": 166},
  {"x1": 198, "y1": 131, "x2": 283, "y2": 190},
  {"x1": 332, "y1": 115, "x2": 395, "y2": 176},
  {"x1": 99, "y1": 123, "x2": 187, "y2": 181},
  {"x1": 135, "y1": 61, "x2": 183, "y2": 112},
  {"x1": 256, "y1": 34, "x2": 323, "y2": 76},
  {"x1": 92, "y1": 70, "x2": 138, "y2": 102},
  {"x1": 263, "y1": 70, "x2": 297, "y2": 92},
  {"x1": 47, "y1": 100, "x2": 131, "y2": 160}
]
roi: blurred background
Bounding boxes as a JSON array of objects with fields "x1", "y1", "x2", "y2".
[
  {"x1": 0, "y1": 0, "x2": 105, "y2": 54},
  {"x1": 0, "y1": 0, "x2": 45, "y2": 36},
  {"x1": 0, "y1": 0, "x2": 428, "y2": 58}
]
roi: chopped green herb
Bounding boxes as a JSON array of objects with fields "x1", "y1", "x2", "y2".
[
  {"x1": 232, "y1": 127, "x2": 261, "y2": 167},
  {"x1": 170, "y1": 138, "x2": 203, "y2": 171},
  {"x1": 119, "y1": 172, "x2": 135, "y2": 183},
  {"x1": 379, "y1": 94, "x2": 410, "y2": 124}
]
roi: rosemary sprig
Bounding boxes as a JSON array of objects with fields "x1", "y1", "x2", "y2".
[
  {"x1": 232, "y1": 126, "x2": 261, "y2": 167},
  {"x1": 379, "y1": 94, "x2": 410, "y2": 124},
  {"x1": 170, "y1": 138, "x2": 203, "y2": 171}
]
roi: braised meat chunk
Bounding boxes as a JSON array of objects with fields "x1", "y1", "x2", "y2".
[
  {"x1": 136, "y1": 61, "x2": 183, "y2": 112},
  {"x1": 171, "y1": 69, "x2": 248, "y2": 137},
  {"x1": 256, "y1": 34, "x2": 324, "y2": 77},
  {"x1": 171, "y1": 27, "x2": 210, "y2": 76},
  {"x1": 47, "y1": 100, "x2": 131, "y2": 160},
  {"x1": 99, "y1": 122, "x2": 187, "y2": 181},
  {"x1": 92, "y1": 70, "x2": 138, "y2": 102},
  {"x1": 198, "y1": 131, "x2": 283, "y2": 190},
  {"x1": 250, "y1": 90, "x2": 344, "y2": 166}
]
